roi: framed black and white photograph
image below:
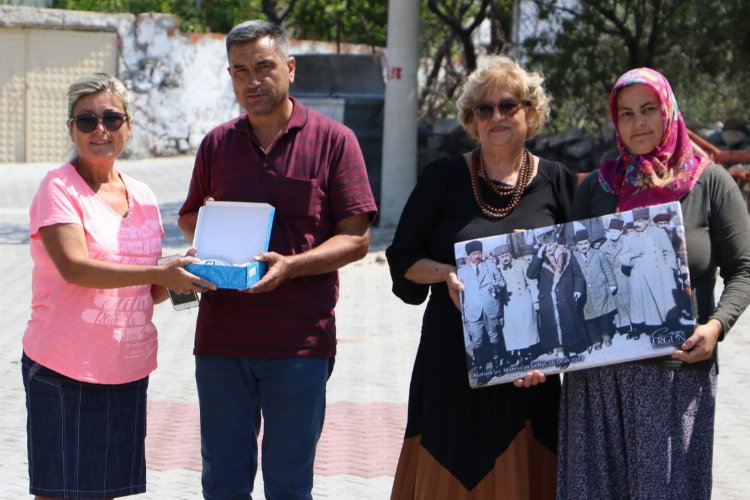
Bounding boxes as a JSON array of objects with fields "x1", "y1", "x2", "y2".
[{"x1": 454, "y1": 201, "x2": 695, "y2": 388}]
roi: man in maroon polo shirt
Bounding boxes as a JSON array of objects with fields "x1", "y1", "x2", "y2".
[{"x1": 177, "y1": 20, "x2": 377, "y2": 500}]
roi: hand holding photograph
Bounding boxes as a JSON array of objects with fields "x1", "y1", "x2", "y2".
[{"x1": 454, "y1": 201, "x2": 694, "y2": 387}]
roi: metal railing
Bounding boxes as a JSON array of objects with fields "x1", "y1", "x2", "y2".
[{"x1": 688, "y1": 129, "x2": 750, "y2": 210}]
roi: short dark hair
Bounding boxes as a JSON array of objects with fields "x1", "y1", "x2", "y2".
[{"x1": 226, "y1": 20, "x2": 289, "y2": 59}]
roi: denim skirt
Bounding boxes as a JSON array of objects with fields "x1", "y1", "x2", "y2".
[{"x1": 22, "y1": 352, "x2": 148, "y2": 499}]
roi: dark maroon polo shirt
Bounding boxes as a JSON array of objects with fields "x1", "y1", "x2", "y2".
[{"x1": 179, "y1": 98, "x2": 378, "y2": 358}]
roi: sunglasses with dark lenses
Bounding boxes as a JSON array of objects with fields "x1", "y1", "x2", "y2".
[
  {"x1": 69, "y1": 111, "x2": 129, "y2": 133},
  {"x1": 473, "y1": 99, "x2": 529, "y2": 121}
]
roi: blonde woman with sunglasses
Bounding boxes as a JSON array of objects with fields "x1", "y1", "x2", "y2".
[
  {"x1": 386, "y1": 55, "x2": 576, "y2": 499},
  {"x1": 21, "y1": 73, "x2": 215, "y2": 500}
]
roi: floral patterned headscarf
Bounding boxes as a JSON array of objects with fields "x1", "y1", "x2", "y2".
[{"x1": 598, "y1": 67, "x2": 709, "y2": 212}]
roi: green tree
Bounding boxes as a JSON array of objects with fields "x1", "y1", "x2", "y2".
[
  {"x1": 46, "y1": 0, "x2": 384, "y2": 39},
  {"x1": 524, "y1": 0, "x2": 750, "y2": 134},
  {"x1": 426, "y1": 0, "x2": 491, "y2": 72},
  {"x1": 418, "y1": 0, "x2": 516, "y2": 124},
  {"x1": 289, "y1": 0, "x2": 386, "y2": 49},
  {"x1": 259, "y1": 0, "x2": 298, "y2": 25},
  {"x1": 48, "y1": 0, "x2": 277, "y2": 33}
]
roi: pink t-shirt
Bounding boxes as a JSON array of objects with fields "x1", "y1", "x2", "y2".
[{"x1": 23, "y1": 163, "x2": 164, "y2": 384}]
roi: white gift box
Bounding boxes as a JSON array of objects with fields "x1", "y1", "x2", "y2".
[{"x1": 186, "y1": 201, "x2": 275, "y2": 289}]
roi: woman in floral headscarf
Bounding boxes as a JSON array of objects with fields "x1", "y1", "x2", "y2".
[{"x1": 556, "y1": 68, "x2": 750, "y2": 499}]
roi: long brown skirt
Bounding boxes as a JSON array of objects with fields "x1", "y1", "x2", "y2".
[{"x1": 391, "y1": 421, "x2": 557, "y2": 499}]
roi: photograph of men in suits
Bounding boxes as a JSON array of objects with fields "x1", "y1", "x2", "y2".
[
  {"x1": 458, "y1": 240, "x2": 507, "y2": 383},
  {"x1": 620, "y1": 207, "x2": 679, "y2": 336},
  {"x1": 527, "y1": 228, "x2": 587, "y2": 357},
  {"x1": 573, "y1": 228, "x2": 618, "y2": 350},
  {"x1": 600, "y1": 217, "x2": 634, "y2": 337},
  {"x1": 494, "y1": 243, "x2": 539, "y2": 365}
]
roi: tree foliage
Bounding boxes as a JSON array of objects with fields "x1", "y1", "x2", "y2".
[
  {"x1": 418, "y1": 0, "x2": 516, "y2": 123},
  {"x1": 37, "y1": 0, "x2": 750, "y2": 133},
  {"x1": 289, "y1": 0, "x2": 386, "y2": 50},
  {"x1": 46, "y1": 0, "x2": 383, "y2": 42},
  {"x1": 49, "y1": 0, "x2": 255, "y2": 32},
  {"x1": 524, "y1": 0, "x2": 750, "y2": 134},
  {"x1": 426, "y1": 0, "x2": 490, "y2": 72}
]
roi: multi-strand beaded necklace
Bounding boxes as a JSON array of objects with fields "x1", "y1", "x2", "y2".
[{"x1": 469, "y1": 147, "x2": 533, "y2": 219}]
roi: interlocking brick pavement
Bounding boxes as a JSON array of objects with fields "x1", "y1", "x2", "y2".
[{"x1": 146, "y1": 400, "x2": 407, "y2": 478}]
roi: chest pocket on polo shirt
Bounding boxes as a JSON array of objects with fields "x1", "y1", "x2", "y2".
[{"x1": 264, "y1": 169, "x2": 323, "y2": 224}]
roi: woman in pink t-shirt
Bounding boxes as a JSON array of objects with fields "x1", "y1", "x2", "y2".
[{"x1": 21, "y1": 73, "x2": 215, "y2": 500}]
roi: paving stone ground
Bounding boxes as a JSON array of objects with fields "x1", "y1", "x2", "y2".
[{"x1": 0, "y1": 157, "x2": 748, "y2": 499}]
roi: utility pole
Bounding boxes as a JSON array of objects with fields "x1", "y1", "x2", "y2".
[{"x1": 379, "y1": 0, "x2": 419, "y2": 227}]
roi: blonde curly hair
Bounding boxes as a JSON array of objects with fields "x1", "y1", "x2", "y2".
[{"x1": 456, "y1": 55, "x2": 550, "y2": 141}]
